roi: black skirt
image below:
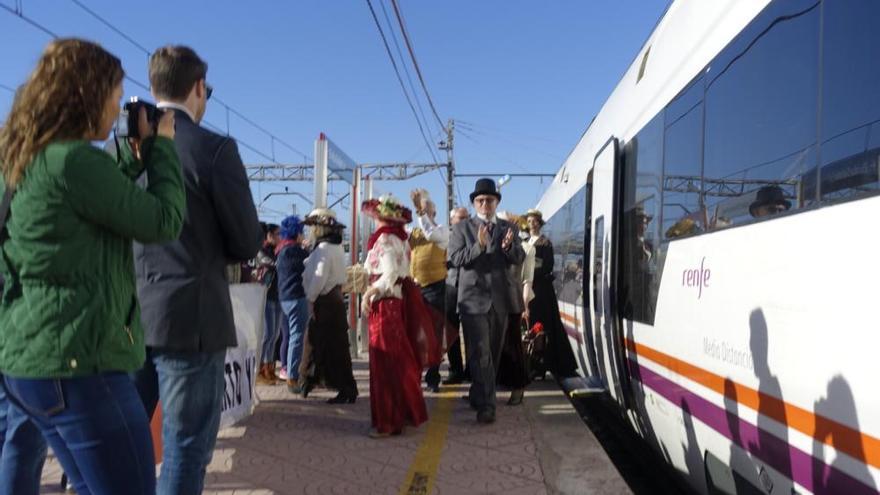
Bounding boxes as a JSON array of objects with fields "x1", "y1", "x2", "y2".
[
  {"x1": 497, "y1": 314, "x2": 530, "y2": 389},
  {"x1": 529, "y1": 279, "x2": 578, "y2": 378},
  {"x1": 303, "y1": 286, "x2": 357, "y2": 394}
]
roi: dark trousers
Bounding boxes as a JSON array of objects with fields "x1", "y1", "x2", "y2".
[
  {"x1": 461, "y1": 305, "x2": 508, "y2": 413},
  {"x1": 420, "y1": 280, "x2": 446, "y2": 388},
  {"x1": 445, "y1": 284, "x2": 466, "y2": 378},
  {"x1": 4, "y1": 373, "x2": 155, "y2": 495}
]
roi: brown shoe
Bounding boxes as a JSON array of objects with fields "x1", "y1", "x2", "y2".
[
  {"x1": 256, "y1": 363, "x2": 275, "y2": 385},
  {"x1": 268, "y1": 364, "x2": 281, "y2": 384}
]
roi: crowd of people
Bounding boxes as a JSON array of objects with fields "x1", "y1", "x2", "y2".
[{"x1": 0, "y1": 37, "x2": 579, "y2": 494}]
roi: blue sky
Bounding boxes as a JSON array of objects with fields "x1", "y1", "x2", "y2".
[{"x1": 0, "y1": 0, "x2": 669, "y2": 225}]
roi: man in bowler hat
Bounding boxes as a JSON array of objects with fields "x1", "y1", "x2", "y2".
[
  {"x1": 749, "y1": 185, "x2": 791, "y2": 218},
  {"x1": 448, "y1": 178, "x2": 525, "y2": 423}
]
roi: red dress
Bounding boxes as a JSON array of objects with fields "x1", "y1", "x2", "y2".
[{"x1": 365, "y1": 229, "x2": 431, "y2": 434}]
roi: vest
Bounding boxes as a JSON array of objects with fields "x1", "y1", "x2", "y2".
[{"x1": 409, "y1": 228, "x2": 448, "y2": 287}]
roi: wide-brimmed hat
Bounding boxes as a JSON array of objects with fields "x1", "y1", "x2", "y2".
[
  {"x1": 524, "y1": 208, "x2": 545, "y2": 226},
  {"x1": 304, "y1": 207, "x2": 345, "y2": 229},
  {"x1": 749, "y1": 186, "x2": 791, "y2": 216},
  {"x1": 469, "y1": 178, "x2": 501, "y2": 203},
  {"x1": 361, "y1": 195, "x2": 412, "y2": 224},
  {"x1": 633, "y1": 206, "x2": 654, "y2": 222},
  {"x1": 280, "y1": 215, "x2": 304, "y2": 239}
]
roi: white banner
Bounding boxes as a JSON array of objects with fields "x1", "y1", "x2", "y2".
[{"x1": 220, "y1": 283, "x2": 266, "y2": 429}]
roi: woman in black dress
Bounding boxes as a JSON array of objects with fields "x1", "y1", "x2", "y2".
[{"x1": 525, "y1": 209, "x2": 578, "y2": 378}]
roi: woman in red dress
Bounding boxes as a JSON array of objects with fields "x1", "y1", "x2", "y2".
[{"x1": 361, "y1": 196, "x2": 434, "y2": 438}]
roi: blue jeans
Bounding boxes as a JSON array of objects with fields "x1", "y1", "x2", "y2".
[
  {"x1": 134, "y1": 348, "x2": 225, "y2": 495},
  {"x1": 0, "y1": 384, "x2": 47, "y2": 495},
  {"x1": 261, "y1": 299, "x2": 283, "y2": 363},
  {"x1": 4, "y1": 373, "x2": 154, "y2": 495},
  {"x1": 281, "y1": 297, "x2": 309, "y2": 380},
  {"x1": 278, "y1": 306, "x2": 291, "y2": 372}
]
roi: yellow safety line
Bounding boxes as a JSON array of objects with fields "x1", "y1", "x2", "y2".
[{"x1": 399, "y1": 391, "x2": 456, "y2": 495}]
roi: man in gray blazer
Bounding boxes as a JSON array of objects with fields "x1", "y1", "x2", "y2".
[
  {"x1": 132, "y1": 45, "x2": 262, "y2": 494},
  {"x1": 448, "y1": 179, "x2": 525, "y2": 424}
]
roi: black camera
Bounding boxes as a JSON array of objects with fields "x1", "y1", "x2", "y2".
[{"x1": 115, "y1": 97, "x2": 164, "y2": 139}]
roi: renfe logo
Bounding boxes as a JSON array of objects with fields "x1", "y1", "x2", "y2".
[{"x1": 682, "y1": 257, "x2": 711, "y2": 299}]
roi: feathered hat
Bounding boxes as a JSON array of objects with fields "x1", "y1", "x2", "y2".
[{"x1": 361, "y1": 195, "x2": 412, "y2": 224}]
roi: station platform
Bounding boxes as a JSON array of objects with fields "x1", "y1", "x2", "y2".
[{"x1": 38, "y1": 360, "x2": 630, "y2": 494}]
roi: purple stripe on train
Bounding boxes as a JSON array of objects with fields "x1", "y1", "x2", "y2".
[{"x1": 629, "y1": 361, "x2": 878, "y2": 495}]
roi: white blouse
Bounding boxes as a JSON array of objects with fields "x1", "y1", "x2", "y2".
[
  {"x1": 522, "y1": 241, "x2": 536, "y2": 305},
  {"x1": 365, "y1": 233, "x2": 410, "y2": 299},
  {"x1": 303, "y1": 242, "x2": 347, "y2": 302}
]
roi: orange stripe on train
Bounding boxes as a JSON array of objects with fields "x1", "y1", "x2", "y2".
[{"x1": 625, "y1": 338, "x2": 880, "y2": 470}]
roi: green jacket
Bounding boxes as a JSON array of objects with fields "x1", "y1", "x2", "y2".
[{"x1": 0, "y1": 137, "x2": 184, "y2": 377}]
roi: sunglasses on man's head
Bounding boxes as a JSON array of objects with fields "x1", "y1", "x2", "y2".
[{"x1": 206, "y1": 84, "x2": 213, "y2": 101}]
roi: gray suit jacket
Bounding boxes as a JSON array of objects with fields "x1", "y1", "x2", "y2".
[
  {"x1": 448, "y1": 217, "x2": 525, "y2": 316},
  {"x1": 134, "y1": 110, "x2": 262, "y2": 353}
]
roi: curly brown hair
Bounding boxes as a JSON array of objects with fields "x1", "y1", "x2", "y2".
[{"x1": 0, "y1": 38, "x2": 124, "y2": 187}]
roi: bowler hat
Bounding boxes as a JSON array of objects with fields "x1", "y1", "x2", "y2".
[
  {"x1": 469, "y1": 178, "x2": 501, "y2": 203},
  {"x1": 749, "y1": 186, "x2": 791, "y2": 217}
]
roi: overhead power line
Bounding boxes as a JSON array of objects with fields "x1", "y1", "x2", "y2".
[
  {"x1": 2, "y1": 2, "x2": 309, "y2": 163},
  {"x1": 388, "y1": 0, "x2": 444, "y2": 129},
  {"x1": 364, "y1": 0, "x2": 440, "y2": 166},
  {"x1": 69, "y1": 0, "x2": 151, "y2": 57},
  {"x1": 0, "y1": 2, "x2": 56, "y2": 38},
  {"x1": 378, "y1": 0, "x2": 436, "y2": 139},
  {"x1": 70, "y1": 0, "x2": 311, "y2": 160}
]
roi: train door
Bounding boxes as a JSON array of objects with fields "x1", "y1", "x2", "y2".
[
  {"x1": 587, "y1": 138, "x2": 631, "y2": 407},
  {"x1": 580, "y1": 174, "x2": 602, "y2": 381}
]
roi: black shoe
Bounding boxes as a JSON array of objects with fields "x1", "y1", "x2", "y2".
[
  {"x1": 327, "y1": 392, "x2": 357, "y2": 404},
  {"x1": 459, "y1": 394, "x2": 478, "y2": 410},
  {"x1": 301, "y1": 380, "x2": 315, "y2": 399},
  {"x1": 426, "y1": 383, "x2": 440, "y2": 393},
  {"x1": 507, "y1": 389, "x2": 524, "y2": 406},
  {"x1": 442, "y1": 373, "x2": 465, "y2": 385},
  {"x1": 476, "y1": 408, "x2": 496, "y2": 424}
]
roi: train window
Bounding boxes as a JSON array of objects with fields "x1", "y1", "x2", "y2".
[
  {"x1": 545, "y1": 201, "x2": 568, "y2": 295},
  {"x1": 662, "y1": 77, "x2": 705, "y2": 239},
  {"x1": 815, "y1": 0, "x2": 880, "y2": 201},
  {"x1": 620, "y1": 114, "x2": 663, "y2": 325},
  {"x1": 703, "y1": 0, "x2": 819, "y2": 230},
  {"x1": 558, "y1": 191, "x2": 585, "y2": 305}
]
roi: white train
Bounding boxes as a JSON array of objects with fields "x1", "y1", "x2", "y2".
[{"x1": 535, "y1": 0, "x2": 880, "y2": 493}]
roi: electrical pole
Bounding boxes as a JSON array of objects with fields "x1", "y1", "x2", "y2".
[{"x1": 442, "y1": 118, "x2": 455, "y2": 218}]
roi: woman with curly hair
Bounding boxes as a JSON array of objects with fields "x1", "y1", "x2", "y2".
[
  {"x1": 361, "y1": 196, "x2": 435, "y2": 438},
  {"x1": 0, "y1": 39, "x2": 183, "y2": 494}
]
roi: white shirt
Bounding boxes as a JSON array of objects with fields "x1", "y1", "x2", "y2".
[
  {"x1": 156, "y1": 101, "x2": 196, "y2": 122},
  {"x1": 365, "y1": 233, "x2": 410, "y2": 299},
  {"x1": 416, "y1": 214, "x2": 449, "y2": 250},
  {"x1": 476, "y1": 213, "x2": 497, "y2": 224},
  {"x1": 303, "y1": 242, "x2": 347, "y2": 302}
]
